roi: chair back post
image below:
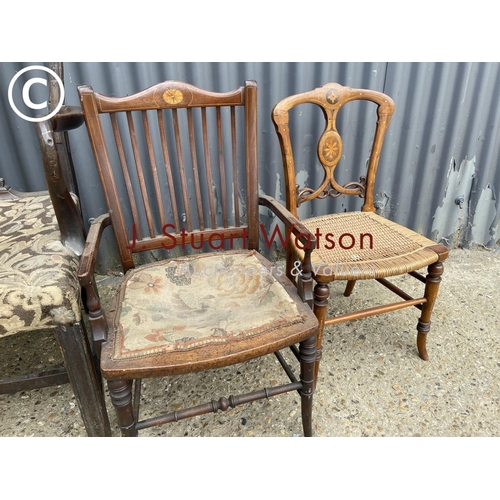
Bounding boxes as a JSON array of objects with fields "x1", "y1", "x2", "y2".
[
  {"x1": 48, "y1": 62, "x2": 80, "y2": 198},
  {"x1": 35, "y1": 112, "x2": 86, "y2": 255},
  {"x1": 361, "y1": 95, "x2": 394, "y2": 212},
  {"x1": 79, "y1": 85, "x2": 135, "y2": 271},
  {"x1": 244, "y1": 80, "x2": 259, "y2": 251},
  {"x1": 272, "y1": 83, "x2": 395, "y2": 216}
]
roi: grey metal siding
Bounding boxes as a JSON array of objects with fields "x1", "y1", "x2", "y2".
[{"x1": 1, "y1": 62, "x2": 498, "y2": 271}]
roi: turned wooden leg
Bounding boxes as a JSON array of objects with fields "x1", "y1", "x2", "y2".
[
  {"x1": 108, "y1": 379, "x2": 137, "y2": 436},
  {"x1": 299, "y1": 333, "x2": 317, "y2": 437},
  {"x1": 55, "y1": 323, "x2": 111, "y2": 437},
  {"x1": 312, "y1": 282, "x2": 330, "y2": 390},
  {"x1": 83, "y1": 280, "x2": 108, "y2": 361},
  {"x1": 343, "y1": 280, "x2": 356, "y2": 297},
  {"x1": 417, "y1": 261, "x2": 444, "y2": 361}
]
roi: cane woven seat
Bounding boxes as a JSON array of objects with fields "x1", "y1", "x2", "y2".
[{"x1": 292, "y1": 212, "x2": 440, "y2": 281}]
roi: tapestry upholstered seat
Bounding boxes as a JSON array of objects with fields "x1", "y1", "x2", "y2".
[
  {"x1": 105, "y1": 250, "x2": 307, "y2": 364},
  {"x1": 0, "y1": 194, "x2": 81, "y2": 336}
]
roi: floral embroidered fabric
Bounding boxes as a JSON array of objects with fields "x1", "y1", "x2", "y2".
[
  {"x1": 112, "y1": 251, "x2": 304, "y2": 360},
  {"x1": 0, "y1": 195, "x2": 81, "y2": 337}
]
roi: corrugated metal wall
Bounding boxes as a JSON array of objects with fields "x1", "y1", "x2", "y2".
[{"x1": 1, "y1": 62, "x2": 499, "y2": 271}]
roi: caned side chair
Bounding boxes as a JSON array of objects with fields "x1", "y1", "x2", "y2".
[
  {"x1": 77, "y1": 80, "x2": 319, "y2": 436},
  {"x1": 271, "y1": 83, "x2": 449, "y2": 384},
  {"x1": 0, "y1": 106, "x2": 110, "y2": 436}
]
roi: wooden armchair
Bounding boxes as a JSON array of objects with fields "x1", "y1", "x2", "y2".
[
  {"x1": 77, "y1": 80, "x2": 319, "y2": 436},
  {"x1": 0, "y1": 107, "x2": 110, "y2": 436},
  {"x1": 271, "y1": 83, "x2": 449, "y2": 385}
]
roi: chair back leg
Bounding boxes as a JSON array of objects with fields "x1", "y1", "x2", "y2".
[
  {"x1": 299, "y1": 334, "x2": 317, "y2": 437},
  {"x1": 343, "y1": 280, "x2": 357, "y2": 297}
]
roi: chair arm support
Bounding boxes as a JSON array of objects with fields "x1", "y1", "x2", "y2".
[
  {"x1": 78, "y1": 214, "x2": 112, "y2": 287},
  {"x1": 259, "y1": 195, "x2": 315, "y2": 306},
  {"x1": 78, "y1": 214, "x2": 112, "y2": 352},
  {"x1": 258, "y1": 195, "x2": 316, "y2": 249}
]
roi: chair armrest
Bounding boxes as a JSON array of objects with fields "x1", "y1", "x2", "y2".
[
  {"x1": 50, "y1": 105, "x2": 84, "y2": 132},
  {"x1": 258, "y1": 194, "x2": 316, "y2": 249},
  {"x1": 78, "y1": 214, "x2": 112, "y2": 287}
]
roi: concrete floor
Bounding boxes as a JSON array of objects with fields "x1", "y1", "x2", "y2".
[{"x1": 0, "y1": 247, "x2": 499, "y2": 437}]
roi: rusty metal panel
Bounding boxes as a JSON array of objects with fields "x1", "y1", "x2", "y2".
[
  {"x1": 380, "y1": 62, "x2": 500, "y2": 248},
  {"x1": 1, "y1": 62, "x2": 499, "y2": 271}
]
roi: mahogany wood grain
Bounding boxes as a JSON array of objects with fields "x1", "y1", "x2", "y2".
[
  {"x1": 231, "y1": 107, "x2": 240, "y2": 226},
  {"x1": 110, "y1": 113, "x2": 143, "y2": 241},
  {"x1": 216, "y1": 107, "x2": 228, "y2": 228},
  {"x1": 187, "y1": 108, "x2": 205, "y2": 230},
  {"x1": 172, "y1": 108, "x2": 193, "y2": 232},
  {"x1": 201, "y1": 107, "x2": 217, "y2": 229},
  {"x1": 312, "y1": 283, "x2": 329, "y2": 389},
  {"x1": 245, "y1": 81, "x2": 259, "y2": 250},
  {"x1": 157, "y1": 110, "x2": 181, "y2": 232},
  {"x1": 127, "y1": 111, "x2": 155, "y2": 238},
  {"x1": 143, "y1": 110, "x2": 167, "y2": 226},
  {"x1": 80, "y1": 86, "x2": 135, "y2": 271}
]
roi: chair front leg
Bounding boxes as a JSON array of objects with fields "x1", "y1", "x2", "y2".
[
  {"x1": 299, "y1": 333, "x2": 317, "y2": 437},
  {"x1": 312, "y1": 282, "x2": 330, "y2": 390},
  {"x1": 108, "y1": 379, "x2": 137, "y2": 436},
  {"x1": 55, "y1": 323, "x2": 111, "y2": 436},
  {"x1": 417, "y1": 261, "x2": 444, "y2": 361}
]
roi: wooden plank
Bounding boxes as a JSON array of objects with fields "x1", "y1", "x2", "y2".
[
  {"x1": 0, "y1": 368, "x2": 69, "y2": 394},
  {"x1": 172, "y1": 109, "x2": 192, "y2": 232},
  {"x1": 231, "y1": 106, "x2": 240, "y2": 226},
  {"x1": 324, "y1": 298, "x2": 427, "y2": 326},
  {"x1": 111, "y1": 113, "x2": 143, "y2": 241},
  {"x1": 216, "y1": 107, "x2": 228, "y2": 228},
  {"x1": 127, "y1": 111, "x2": 156, "y2": 238},
  {"x1": 157, "y1": 110, "x2": 180, "y2": 232},
  {"x1": 142, "y1": 110, "x2": 166, "y2": 226},
  {"x1": 187, "y1": 108, "x2": 204, "y2": 230},
  {"x1": 202, "y1": 108, "x2": 216, "y2": 229}
]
